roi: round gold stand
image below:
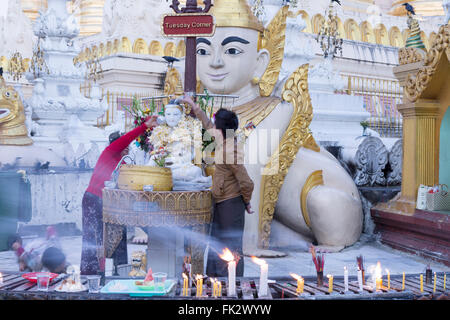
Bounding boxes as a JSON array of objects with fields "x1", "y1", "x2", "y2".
[{"x1": 102, "y1": 188, "x2": 212, "y2": 275}]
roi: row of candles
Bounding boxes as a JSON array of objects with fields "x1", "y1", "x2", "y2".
[{"x1": 180, "y1": 248, "x2": 448, "y2": 297}]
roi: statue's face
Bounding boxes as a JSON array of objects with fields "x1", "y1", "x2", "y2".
[
  {"x1": 196, "y1": 27, "x2": 268, "y2": 95},
  {"x1": 165, "y1": 106, "x2": 183, "y2": 127}
]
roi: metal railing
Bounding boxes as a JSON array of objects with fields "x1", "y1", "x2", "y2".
[{"x1": 340, "y1": 75, "x2": 404, "y2": 138}]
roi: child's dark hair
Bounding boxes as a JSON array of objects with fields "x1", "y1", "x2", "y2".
[
  {"x1": 42, "y1": 247, "x2": 66, "y2": 273},
  {"x1": 214, "y1": 108, "x2": 239, "y2": 138},
  {"x1": 7, "y1": 234, "x2": 22, "y2": 250}
]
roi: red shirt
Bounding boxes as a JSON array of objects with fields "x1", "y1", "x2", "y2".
[{"x1": 86, "y1": 124, "x2": 147, "y2": 198}]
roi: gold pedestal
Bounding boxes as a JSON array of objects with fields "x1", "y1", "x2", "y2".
[{"x1": 102, "y1": 188, "x2": 212, "y2": 275}]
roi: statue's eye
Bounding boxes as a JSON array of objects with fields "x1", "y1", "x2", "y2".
[
  {"x1": 196, "y1": 48, "x2": 209, "y2": 55},
  {"x1": 225, "y1": 48, "x2": 243, "y2": 55}
]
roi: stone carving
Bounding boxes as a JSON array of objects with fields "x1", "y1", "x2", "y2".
[
  {"x1": 354, "y1": 136, "x2": 388, "y2": 186},
  {"x1": 387, "y1": 139, "x2": 402, "y2": 186},
  {"x1": 0, "y1": 0, "x2": 35, "y2": 58},
  {"x1": 102, "y1": 0, "x2": 169, "y2": 41}
]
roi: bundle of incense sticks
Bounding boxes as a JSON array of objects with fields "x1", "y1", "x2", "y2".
[
  {"x1": 356, "y1": 255, "x2": 364, "y2": 272},
  {"x1": 310, "y1": 245, "x2": 325, "y2": 272}
]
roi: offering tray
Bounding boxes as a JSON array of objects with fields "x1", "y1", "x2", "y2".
[{"x1": 100, "y1": 279, "x2": 176, "y2": 297}]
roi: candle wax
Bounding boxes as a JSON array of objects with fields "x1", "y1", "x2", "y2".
[
  {"x1": 259, "y1": 263, "x2": 268, "y2": 297},
  {"x1": 344, "y1": 267, "x2": 349, "y2": 292},
  {"x1": 228, "y1": 260, "x2": 236, "y2": 296}
]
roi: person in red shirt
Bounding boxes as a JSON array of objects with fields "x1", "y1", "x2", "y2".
[{"x1": 80, "y1": 116, "x2": 158, "y2": 275}]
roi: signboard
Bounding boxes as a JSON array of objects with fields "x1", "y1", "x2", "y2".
[{"x1": 162, "y1": 14, "x2": 215, "y2": 37}]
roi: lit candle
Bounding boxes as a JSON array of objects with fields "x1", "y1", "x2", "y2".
[
  {"x1": 376, "y1": 277, "x2": 382, "y2": 291},
  {"x1": 211, "y1": 278, "x2": 217, "y2": 298},
  {"x1": 420, "y1": 274, "x2": 423, "y2": 293},
  {"x1": 290, "y1": 273, "x2": 304, "y2": 294},
  {"x1": 344, "y1": 267, "x2": 349, "y2": 292},
  {"x1": 357, "y1": 268, "x2": 363, "y2": 292},
  {"x1": 402, "y1": 272, "x2": 405, "y2": 291},
  {"x1": 196, "y1": 275, "x2": 203, "y2": 297},
  {"x1": 386, "y1": 269, "x2": 390, "y2": 290},
  {"x1": 327, "y1": 274, "x2": 334, "y2": 293},
  {"x1": 0, "y1": 272, "x2": 3, "y2": 284},
  {"x1": 433, "y1": 272, "x2": 436, "y2": 293},
  {"x1": 251, "y1": 256, "x2": 268, "y2": 297},
  {"x1": 182, "y1": 273, "x2": 188, "y2": 296},
  {"x1": 219, "y1": 248, "x2": 236, "y2": 297},
  {"x1": 444, "y1": 274, "x2": 446, "y2": 291},
  {"x1": 218, "y1": 280, "x2": 222, "y2": 297}
]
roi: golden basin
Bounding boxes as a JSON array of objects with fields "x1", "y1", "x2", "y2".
[{"x1": 117, "y1": 165, "x2": 173, "y2": 191}]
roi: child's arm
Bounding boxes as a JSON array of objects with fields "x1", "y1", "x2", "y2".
[
  {"x1": 180, "y1": 95, "x2": 214, "y2": 130},
  {"x1": 229, "y1": 164, "x2": 254, "y2": 212}
]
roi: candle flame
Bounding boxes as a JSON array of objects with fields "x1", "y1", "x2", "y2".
[
  {"x1": 374, "y1": 262, "x2": 382, "y2": 280},
  {"x1": 196, "y1": 274, "x2": 203, "y2": 280},
  {"x1": 251, "y1": 256, "x2": 267, "y2": 266},
  {"x1": 327, "y1": 274, "x2": 333, "y2": 279},
  {"x1": 218, "y1": 248, "x2": 234, "y2": 262},
  {"x1": 182, "y1": 273, "x2": 187, "y2": 279},
  {"x1": 289, "y1": 273, "x2": 303, "y2": 281}
]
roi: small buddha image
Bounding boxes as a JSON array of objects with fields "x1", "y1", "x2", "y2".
[{"x1": 147, "y1": 100, "x2": 212, "y2": 190}]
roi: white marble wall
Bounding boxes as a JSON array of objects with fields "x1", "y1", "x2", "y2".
[{"x1": 23, "y1": 170, "x2": 92, "y2": 232}]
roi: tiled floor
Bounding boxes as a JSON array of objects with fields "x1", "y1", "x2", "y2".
[{"x1": 1, "y1": 235, "x2": 448, "y2": 279}]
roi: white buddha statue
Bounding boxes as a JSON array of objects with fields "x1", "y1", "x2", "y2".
[{"x1": 147, "y1": 102, "x2": 212, "y2": 188}]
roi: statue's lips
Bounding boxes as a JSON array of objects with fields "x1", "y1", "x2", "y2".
[
  {"x1": 207, "y1": 73, "x2": 228, "y2": 81},
  {"x1": 0, "y1": 109, "x2": 10, "y2": 119}
]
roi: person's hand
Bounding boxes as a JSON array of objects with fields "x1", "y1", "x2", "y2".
[
  {"x1": 245, "y1": 203, "x2": 254, "y2": 214},
  {"x1": 144, "y1": 115, "x2": 158, "y2": 128},
  {"x1": 179, "y1": 94, "x2": 199, "y2": 112}
]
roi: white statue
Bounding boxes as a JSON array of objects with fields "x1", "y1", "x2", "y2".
[
  {"x1": 196, "y1": 0, "x2": 363, "y2": 256},
  {"x1": 102, "y1": 0, "x2": 169, "y2": 41},
  {"x1": 0, "y1": 0, "x2": 35, "y2": 58},
  {"x1": 147, "y1": 103, "x2": 212, "y2": 189}
]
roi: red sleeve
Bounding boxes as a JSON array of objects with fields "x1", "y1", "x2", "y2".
[{"x1": 108, "y1": 123, "x2": 147, "y2": 153}]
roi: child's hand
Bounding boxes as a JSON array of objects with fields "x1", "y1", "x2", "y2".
[{"x1": 245, "y1": 203, "x2": 254, "y2": 214}]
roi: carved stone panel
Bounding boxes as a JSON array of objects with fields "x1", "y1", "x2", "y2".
[
  {"x1": 387, "y1": 139, "x2": 402, "y2": 186},
  {"x1": 354, "y1": 136, "x2": 389, "y2": 186}
]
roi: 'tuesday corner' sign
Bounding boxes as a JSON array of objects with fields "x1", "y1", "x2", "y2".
[{"x1": 161, "y1": 14, "x2": 215, "y2": 37}]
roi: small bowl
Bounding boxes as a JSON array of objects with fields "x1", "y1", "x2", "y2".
[
  {"x1": 22, "y1": 272, "x2": 58, "y2": 283},
  {"x1": 104, "y1": 180, "x2": 117, "y2": 189}
]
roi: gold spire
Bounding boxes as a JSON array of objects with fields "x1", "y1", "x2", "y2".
[{"x1": 210, "y1": 0, "x2": 264, "y2": 32}]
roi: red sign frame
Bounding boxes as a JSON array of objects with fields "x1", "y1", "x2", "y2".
[{"x1": 161, "y1": 14, "x2": 215, "y2": 37}]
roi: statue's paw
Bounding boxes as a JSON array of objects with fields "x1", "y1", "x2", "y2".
[
  {"x1": 243, "y1": 247, "x2": 288, "y2": 258},
  {"x1": 313, "y1": 244, "x2": 345, "y2": 253}
]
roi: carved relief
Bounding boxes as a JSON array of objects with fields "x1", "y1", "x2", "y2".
[
  {"x1": 387, "y1": 139, "x2": 402, "y2": 186},
  {"x1": 354, "y1": 136, "x2": 388, "y2": 187}
]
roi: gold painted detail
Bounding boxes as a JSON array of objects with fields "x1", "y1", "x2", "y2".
[
  {"x1": 405, "y1": 25, "x2": 449, "y2": 102},
  {"x1": 210, "y1": 0, "x2": 264, "y2": 32},
  {"x1": 163, "y1": 67, "x2": 184, "y2": 99},
  {"x1": 300, "y1": 170, "x2": 324, "y2": 228},
  {"x1": 0, "y1": 76, "x2": 33, "y2": 145},
  {"x1": 258, "y1": 64, "x2": 317, "y2": 248},
  {"x1": 102, "y1": 189, "x2": 213, "y2": 228},
  {"x1": 232, "y1": 96, "x2": 281, "y2": 137},
  {"x1": 258, "y1": 5, "x2": 289, "y2": 97},
  {"x1": 117, "y1": 165, "x2": 173, "y2": 191},
  {"x1": 398, "y1": 47, "x2": 426, "y2": 65}
]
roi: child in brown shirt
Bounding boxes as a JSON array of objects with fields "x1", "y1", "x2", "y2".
[{"x1": 180, "y1": 95, "x2": 254, "y2": 277}]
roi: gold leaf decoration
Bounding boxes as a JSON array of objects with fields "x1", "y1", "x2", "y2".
[
  {"x1": 258, "y1": 5, "x2": 289, "y2": 97},
  {"x1": 258, "y1": 64, "x2": 319, "y2": 248},
  {"x1": 405, "y1": 24, "x2": 449, "y2": 102}
]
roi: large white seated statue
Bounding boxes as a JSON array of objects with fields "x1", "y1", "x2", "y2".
[
  {"x1": 195, "y1": 0, "x2": 363, "y2": 255},
  {"x1": 147, "y1": 102, "x2": 212, "y2": 190}
]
